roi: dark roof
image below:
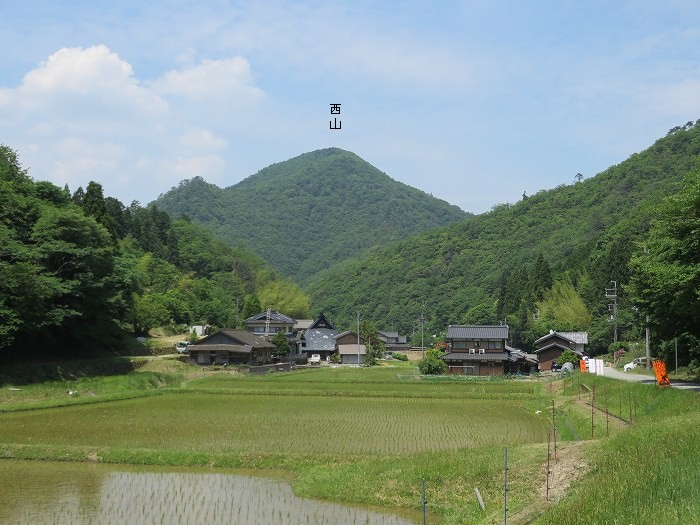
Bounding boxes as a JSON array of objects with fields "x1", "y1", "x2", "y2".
[
  {"x1": 507, "y1": 348, "x2": 539, "y2": 364},
  {"x1": 534, "y1": 342, "x2": 583, "y2": 356},
  {"x1": 195, "y1": 329, "x2": 274, "y2": 348},
  {"x1": 304, "y1": 328, "x2": 338, "y2": 351},
  {"x1": 440, "y1": 352, "x2": 509, "y2": 362},
  {"x1": 378, "y1": 331, "x2": 408, "y2": 344},
  {"x1": 309, "y1": 312, "x2": 335, "y2": 330},
  {"x1": 244, "y1": 311, "x2": 296, "y2": 324},
  {"x1": 189, "y1": 344, "x2": 253, "y2": 354},
  {"x1": 446, "y1": 325, "x2": 509, "y2": 340}
]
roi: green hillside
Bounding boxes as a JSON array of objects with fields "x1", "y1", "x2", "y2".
[
  {"x1": 154, "y1": 148, "x2": 468, "y2": 284},
  {"x1": 0, "y1": 144, "x2": 309, "y2": 360},
  {"x1": 306, "y1": 122, "x2": 700, "y2": 352}
]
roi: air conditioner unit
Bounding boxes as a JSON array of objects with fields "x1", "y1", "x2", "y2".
[
  {"x1": 469, "y1": 348, "x2": 476, "y2": 354},
  {"x1": 479, "y1": 349, "x2": 486, "y2": 354}
]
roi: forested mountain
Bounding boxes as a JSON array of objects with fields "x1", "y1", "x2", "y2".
[
  {"x1": 0, "y1": 146, "x2": 309, "y2": 360},
  {"x1": 306, "y1": 121, "x2": 700, "y2": 356},
  {"x1": 154, "y1": 148, "x2": 468, "y2": 283}
]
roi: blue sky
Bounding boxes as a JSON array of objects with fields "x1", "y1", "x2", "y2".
[{"x1": 2, "y1": 1, "x2": 699, "y2": 213}]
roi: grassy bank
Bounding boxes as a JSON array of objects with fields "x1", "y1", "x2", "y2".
[
  {"x1": 1, "y1": 362, "x2": 697, "y2": 524},
  {"x1": 532, "y1": 373, "x2": 700, "y2": 525}
]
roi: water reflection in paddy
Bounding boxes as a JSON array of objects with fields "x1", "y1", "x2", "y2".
[{"x1": 0, "y1": 460, "x2": 418, "y2": 525}]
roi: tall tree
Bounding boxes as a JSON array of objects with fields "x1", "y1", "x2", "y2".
[
  {"x1": 630, "y1": 169, "x2": 700, "y2": 341},
  {"x1": 242, "y1": 294, "x2": 262, "y2": 320}
]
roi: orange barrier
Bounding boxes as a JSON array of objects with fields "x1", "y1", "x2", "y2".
[
  {"x1": 652, "y1": 359, "x2": 671, "y2": 388},
  {"x1": 579, "y1": 359, "x2": 587, "y2": 373}
]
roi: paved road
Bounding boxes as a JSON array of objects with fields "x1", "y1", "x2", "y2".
[{"x1": 603, "y1": 366, "x2": 700, "y2": 391}]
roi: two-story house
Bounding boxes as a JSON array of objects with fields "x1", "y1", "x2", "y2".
[
  {"x1": 377, "y1": 331, "x2": 410, "y2": 353},
  {"x1": 441, "y1": 325, "x2": 511, "y2": 376},
  {"x1": 298, "y1": 312, "x2": 338, "y2": 361},
  {"x1": 244, "y1": 311, "x2": 296, "y2": 336}
]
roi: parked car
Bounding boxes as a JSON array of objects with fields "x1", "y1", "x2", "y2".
[
  {"x1": 309, "y1": 354, "x2": 321, "y2": 364},
  {"x1": 175, "y1": 341, "x2": 190, "y2": 354},
  {"x1": 623, "y1": 357, "x2": 647, "y2": 372}
]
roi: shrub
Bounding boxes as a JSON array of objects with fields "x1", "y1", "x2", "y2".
[
  {"x1": 393, "y1": 353, "x2": 408, "y2": 361},
  {"x1": 418, "y1": 349, "x2": 447, "y2": 375}
]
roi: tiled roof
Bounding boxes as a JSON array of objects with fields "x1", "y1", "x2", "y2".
[
  {"x1": 558, "y1": 332, "x2": 588, "y2": 344},
  {"x1": 189, "y1": 344, "x2": 253, "y2": 354},
  {"x1": 446, "y1": 325, "x2": 509, "y2": 340},
  {"x1": 196, "y1": 329, "x2": 274, "y2": 348},
  {"x1": 309, "y1": 312, "x2": 335, "y2": 330},
  {"x1": 304, "y1": 328, "x2": 338, "y2": 351},
  {"x1": 440, "y1": 352, "x2": 509, "y2": 362},
  {"x1": 244, "y1": 311, "x2": 296, "y2": 324},
  {"x1": 534, "y1": 331, "x2": 588, "y2": 345},
  {"x1": 534, "y1": 342, "x2": 583, "y2": 356},
  {"x1": 507, "y1": 349, "x2": 539, "y2": 363},
  {"x1": 294, "y1": 319, "x2": 313, "y2": 330}
]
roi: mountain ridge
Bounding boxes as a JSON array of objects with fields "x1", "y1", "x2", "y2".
[
  {"x1": 154, "y1": 147, "x2": 469, "y2": 283},
  {"x1": 305, "y1": 123, "x2": 700, "y2": 350}
]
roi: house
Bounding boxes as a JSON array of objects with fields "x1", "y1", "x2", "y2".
[
  {"x1": 337, "y1": 344, "x2": 366, "y2": 364},
  {"x1": 244, "y1": 311, "x2": 296, "y2": 336},
  {"x1": 335, "y1": 331, "x2": 366, "y2": 364},
  {"x1": 505, "y1": 345, "x2": 539, "y2": 374},
  {"x1": 188, "y1": 329, "x2": 274, "y2": 366},
  {"x1": 299, "y1": 312, "x2": 338, "y2": 361},
  {"x1": 377, "y1": 331, "x2": 410, "y2": 353},
  {"x1": 441, "y1": 325, "x2": 511, "y2": 376},
  {"x1": 534, "y1": 330, "x2": 588, "y2": 371}
]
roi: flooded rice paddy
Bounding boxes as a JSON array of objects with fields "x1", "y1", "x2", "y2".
[{"x1": 0, "y1": 460, "x2": 418, "y2": 525}]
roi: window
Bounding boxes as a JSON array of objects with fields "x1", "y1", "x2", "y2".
[
  {"x1": 488, "y1": 341, "x2": 503, "y2": 350},
  {"x1": 454, "y1": 341, "x2": 467, "y2": 349}
]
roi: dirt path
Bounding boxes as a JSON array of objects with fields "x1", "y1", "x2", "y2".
[{"x1": 508, "y1": 443, "x2": 591, "y2": 525}]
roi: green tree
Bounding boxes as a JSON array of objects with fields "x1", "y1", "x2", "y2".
[
  {"x1": 630, "y1": 169, "x2": 700, "y2": 342},
  {"x1": 271, "y1": 331, "x2": 291, "y2": 357},
  {"x1": 242, "y1": 294, "x2": 262, "y2": 320},
  {"x1": 462, "y1": 302, "x2": 497, "y2": 325},
  {"x1": 360, "y1": 320, "x2": 385, "y2": 366},
  {"x1": 556, "y1": 349, "x2": 580, "y2": 367},
  {"x1": 418, "y1": 348, "x2": 447, "y2": 375}
]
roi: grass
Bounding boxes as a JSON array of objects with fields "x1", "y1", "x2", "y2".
[
  {"x1": 1, "y1": 362, "x2": 699, "y2": 524},
  {"x1": 533, "y1": 373, "x2": 700, "y2": 525}
]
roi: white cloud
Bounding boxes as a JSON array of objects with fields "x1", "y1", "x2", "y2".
[
  {"x1": 0, "y1": 45, "x2": 167, "y2": 114},
  {"x1": 151, "y1": 57, "x2": 264, "y2": 102}
]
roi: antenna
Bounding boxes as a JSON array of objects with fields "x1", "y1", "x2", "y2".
[{"x1": 265, "y1": 307, "x2": 271, "y2": 336}]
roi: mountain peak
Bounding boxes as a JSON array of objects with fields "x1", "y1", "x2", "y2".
[{"x1": 154, "y1": 149, "x2": 467, "y2": 282}]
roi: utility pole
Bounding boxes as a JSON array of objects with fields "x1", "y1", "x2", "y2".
[
  {"x1": 357, "y1": 311, "x2": 361, "y2": 367},
  {"x1": 605, "y1": 281, "x2": 618, "y2": 344},
  {"x1": 645, "y1": 314, "x2": 651, "y2": 371},
  {"x1": 418, "y1": 303, "x2": 427, "y2": 359}
]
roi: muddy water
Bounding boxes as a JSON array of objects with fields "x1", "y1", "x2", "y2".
[{"x1": 0, "y1": 460, "x2": 418, "y2": 525}]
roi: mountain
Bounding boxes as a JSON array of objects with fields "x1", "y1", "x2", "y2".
[
  {"x1": 154, "y1": 148, "x2": 468, "y2": 284},
  {"x1": 305, "y1": 122, "x2": 700, "y2": 351}
]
